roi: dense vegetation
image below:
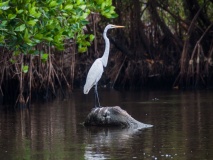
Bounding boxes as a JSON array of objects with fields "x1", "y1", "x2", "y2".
[
  {"x1": 0, "y1": 0, "x2": 213, "y2": 106},
  {"x1": 101, "y1": 0, "x2": 213, "y2": 90},
  {"x1": 0, "y1": 0, "x2": 117, "y2": 106}
]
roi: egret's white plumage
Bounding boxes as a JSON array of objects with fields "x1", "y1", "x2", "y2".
[
  {"x1": 83, "y1": 24, "x2": 124, "y2": 107},
  {"x1": 84, "y1": 58, "x2": 103, "y2": 94}
]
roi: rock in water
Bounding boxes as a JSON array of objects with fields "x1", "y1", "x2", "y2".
[{"x1": 84, "y1": 106, "x2": 153, "y2": 130}]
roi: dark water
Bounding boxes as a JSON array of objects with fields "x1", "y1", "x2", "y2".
[{"x1": 0, "y1": 90, "x2": 213, "y2": 160}]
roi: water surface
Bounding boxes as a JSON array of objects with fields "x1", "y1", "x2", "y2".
[{"x1": 0, "y1": 90, "x2": 213, "y2": 160}]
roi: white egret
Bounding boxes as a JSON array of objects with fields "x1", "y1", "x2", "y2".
[{"x1": 83, "y1": 24, "x2": 125, "y2": 108}]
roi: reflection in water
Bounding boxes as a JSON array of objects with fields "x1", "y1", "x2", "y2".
[
  {"x1": 0, "y1": 90, "x2": 213, "y2": 160},
  {"x1": 84, "y1": 127, "x2": 149, "y2": 160}
]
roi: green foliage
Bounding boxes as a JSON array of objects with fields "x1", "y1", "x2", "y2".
[
  {"x1": 22, "y1": 65, "x2": 29, "y2": 73},
  {"x1": 0, "y1": 0, "x2": 117, "y2": 55},
  {"x1": 41, "y1": 53, "x2": 49, "y2": 63}
]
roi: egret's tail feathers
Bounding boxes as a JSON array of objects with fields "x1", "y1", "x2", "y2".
[
  {"x1": 84, "y1": 91, "x2": 89, "y2": 94},
  {"x1": 83, "y1": 86, "x2": 90, "y2": 94},
  {"x1": 84, "y1": 81, "x2": 94, "y2": 94}
]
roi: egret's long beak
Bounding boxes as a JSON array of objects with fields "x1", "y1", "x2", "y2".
[{"x1": 112, "y1": 25, "x2": 125, "y2": 28}]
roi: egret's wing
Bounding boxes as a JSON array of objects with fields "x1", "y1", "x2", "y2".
[{"x1": 84, "y1": 59, "x2": 103, "y2": 94}]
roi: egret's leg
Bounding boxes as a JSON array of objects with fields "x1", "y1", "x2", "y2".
[
  {"x1": 95, "y1": 84, "x2": 101, "y2": 107},
  {"x1": 94, "y1": 86, "x2": 97, "y2": 108}
]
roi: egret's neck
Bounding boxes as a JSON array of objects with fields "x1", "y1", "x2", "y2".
[{"x1": 101, "y1": 30, "x2": 110, "y2": 67}]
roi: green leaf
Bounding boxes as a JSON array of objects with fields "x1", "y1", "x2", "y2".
[
  {"x1": 9, "y1": 59, "x2": 16, "y2": 64},
  {"x1": 8, "y1": 14, "x2": 16, "y2": 20},
  {"x1": 0, "y1": 35, "x2": 5, "y2": 43},
  {"x1": 16, "y1": 9, "x2": 24, "y2": 14},
  {"x1": 104, "y1": 6, "x2": 111, "y2": 13},
  {"x1": 79, "y1": 5, "x2": 86, "y2": 10},
  {"x1": 34, "y1": 33, "x2": 43, "y2": 39},
  {"x1": 22, "y1": 65, "x2": 29, "y2": 73},
  {"x1": 13, "y1": 50, "x2": 21, "y2": 56},
  {"x1": 76, "y1": 0, "x2": 83, "y2": 5},
  {"x1": 49, "y1": 1, "x2": 58, "y2": 8},
  {"x1": 43, "y1": 37, "x2": 53, "y2": 42},
  {"x1": 0, "y1": 20, "x2": 7, "y2": 27},
  {"x1": 41, "y1": 53, "x2": 48, "y2": 62},
  {"x1": 53, "y1": 34, "x2": 63, "y2": 43},
  {"x1": 33, "y1": 38, "x2": 41, "y2": 44},
  {"x1": 27, "y1": 19, "x2": 38, "y2": 26},
  {"x1": 62, "y1": 12, "x2": 68, "y2": 17},
  {"x1": 54, "y1": 43, "x2": 64, "y2": 50},
  {"x1": 101, "y1": 2, "x2": 106, "y2": 10},
  {"x1": 0, "y1": 0, "x2": 10, "y2": 10},
  {"x1": 15, "y1": 24, "x2": 26, "y2": 32},
  {"x1": 85, "y1": 41, "x2": 91, "y2": 46},
  {"x1": 0, "y1": 6, "x2": 9, "y2": 10},
  {"x1": 64, "y1": 4, "x2": 73, "y2": 10},
  {"x1": 82, "y1": 12, "x2": 89, "y2": 19},
  {"x1": 24, "y1": 29, "x2": 29, "y2": 40},
  {"x1": 80, "y1": 20, "x2": 89, "y2": 25},
  {"x1": 89, "y1": 34, "x2": 95, "y2": 42},
  {"x1": 78, "y1": 46, "x2": 87, "y2": 53},
  {"x1": 110, "y1": 13, "x2": 118, "y2": 18},
  {"x1": 23, "y1": 29, "x2": 34, "y2": 46},
  {"x1": 29, "y1": 6, "x2": 41, "y2": 18}
]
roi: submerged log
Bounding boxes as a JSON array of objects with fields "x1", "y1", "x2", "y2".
[{"x1": 84, "y1": 106, "x2": 153, "y2": 130}]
